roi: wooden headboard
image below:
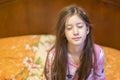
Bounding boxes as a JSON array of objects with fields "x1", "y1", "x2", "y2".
[{"x1": 0, "y1": 0, "x2": 120, "y2": 50}]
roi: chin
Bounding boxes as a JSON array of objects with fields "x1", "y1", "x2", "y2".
[{"x1": 72, "y1": 42, "x2": 83, "y2": 46}]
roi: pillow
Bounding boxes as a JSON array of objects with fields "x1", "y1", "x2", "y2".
[{"x1": 23, "y1": 35, "x2": 55, "y2": 80}]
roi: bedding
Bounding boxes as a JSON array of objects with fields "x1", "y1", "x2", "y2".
[{"x1": 0, "y1": 35, "x2": 120, "y2": 80}]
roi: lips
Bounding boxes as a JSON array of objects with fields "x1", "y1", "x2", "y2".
[{"x1": 72, "y1": 37, "x2": 81, "y2": 40}]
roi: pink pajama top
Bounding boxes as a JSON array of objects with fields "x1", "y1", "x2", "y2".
[{"x1": 45, "y1": 44, "x2": 106, "y2": 80}]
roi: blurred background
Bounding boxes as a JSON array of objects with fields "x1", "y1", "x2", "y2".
[{"x1": 0, "y1": 0, "x2": 120, "y2": 50}]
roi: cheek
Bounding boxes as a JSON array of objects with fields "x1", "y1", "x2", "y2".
[
  {"x1": 65, "y1": 29, "x2": 69, "y2": 36},
  {"x1": 80, "y1": 29, "x2": 88, "y2": 38},
  {"x1": 65, "y1": 31, "x2": 71, "y2": 40}
]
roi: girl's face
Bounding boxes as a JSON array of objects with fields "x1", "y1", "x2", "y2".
[{"x1": 65, "y1": 14, "x2": 89, "y2": 46}]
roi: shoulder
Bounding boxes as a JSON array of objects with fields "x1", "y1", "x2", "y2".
[
  {"x1": 48, "y1": 48, "x2": 55, "y2": 57},
  {"x1": 93, "y1": 44, "x2": 104, "y2": 66},
  {"x1": 93, "y1": 44, "x2": 102, "y2": 54},
  {"x1": 47, "y1": 48, "x2": 56, "y2": 63},
  {"x1": 93, "y1": 44, "x2": 104, "y2": 59}
]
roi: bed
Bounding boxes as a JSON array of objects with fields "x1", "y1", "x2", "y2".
[{"x1": 0, "y1": 35, "x2": 120, "y2": 80}]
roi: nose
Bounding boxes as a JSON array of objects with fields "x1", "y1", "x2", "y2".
[{"x1": 73, "y1": 27, "x2": 79, "y2": 35}]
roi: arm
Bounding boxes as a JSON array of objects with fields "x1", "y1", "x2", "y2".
[{"x1": 94, "y1": 49, "x2": 106, "y2": 80}]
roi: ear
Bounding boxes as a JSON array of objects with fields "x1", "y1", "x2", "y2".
[{"x1": 86, "y1": 27, "x2": 89, "y2": 35}]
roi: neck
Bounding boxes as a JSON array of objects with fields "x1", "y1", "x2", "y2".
[{"x1": 68, "y1": 43, "x2": 84, "y2": 55}]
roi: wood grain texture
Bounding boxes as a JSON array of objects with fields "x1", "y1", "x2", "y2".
[{"x1": 0, "y1": 0, "x2": 120, "y2": 49}]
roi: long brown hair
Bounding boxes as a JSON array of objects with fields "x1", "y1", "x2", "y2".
[{"x1": 45, "y1": 5, "x2": 97, "y2": 80}]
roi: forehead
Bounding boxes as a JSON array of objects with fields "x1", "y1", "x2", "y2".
[{"x1": 65, "y1": 14, "x2": 84, "y2": 25}]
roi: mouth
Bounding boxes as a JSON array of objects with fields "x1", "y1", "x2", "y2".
[{"x1": 72, "y1": 37, "x2": 81, "y2": 41}]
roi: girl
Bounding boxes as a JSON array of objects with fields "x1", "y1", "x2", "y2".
[{"x1": 44, "y1": 5, "x2": 106, "y2": 80}]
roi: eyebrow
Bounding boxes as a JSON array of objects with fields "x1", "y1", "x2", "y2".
[
  {"x1": 66, "y1": 22, "x2": 83, "y2": 26},
  {"x1": 76, "y1": 22, "x2": 84, "y2": 25},
  {"x1": 66, "y1": 24, "x2": 72, "y2": 26}
]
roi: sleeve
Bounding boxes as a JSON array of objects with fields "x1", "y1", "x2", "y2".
[
  {"x1": 45, "y1": 49, "x2": 55, "y2": 80},
  {"x1": 94, "y1": 49, "x2": 106, "y2": 80}
]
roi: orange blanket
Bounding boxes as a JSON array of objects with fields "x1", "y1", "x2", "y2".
[
  {"x1": 0, "y1": 35, "x2": 38, "y2": 80},
  {"x1": 0, "y1": 35, "x2": 120, "y2": 80}
]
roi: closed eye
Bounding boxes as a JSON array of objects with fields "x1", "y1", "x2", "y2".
[
  {"x1": 77, "y1": 25, "x2": 83, "y2": 28},
  {"x1": 77, "y1": 23, "x2": 84, "y2": 28},
  {"x1": 66, "y1": 25, "x2": 72, "y2": 30},
  {"x1": 67, "y1": 27, "x2": 72, "y2": 30}
]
